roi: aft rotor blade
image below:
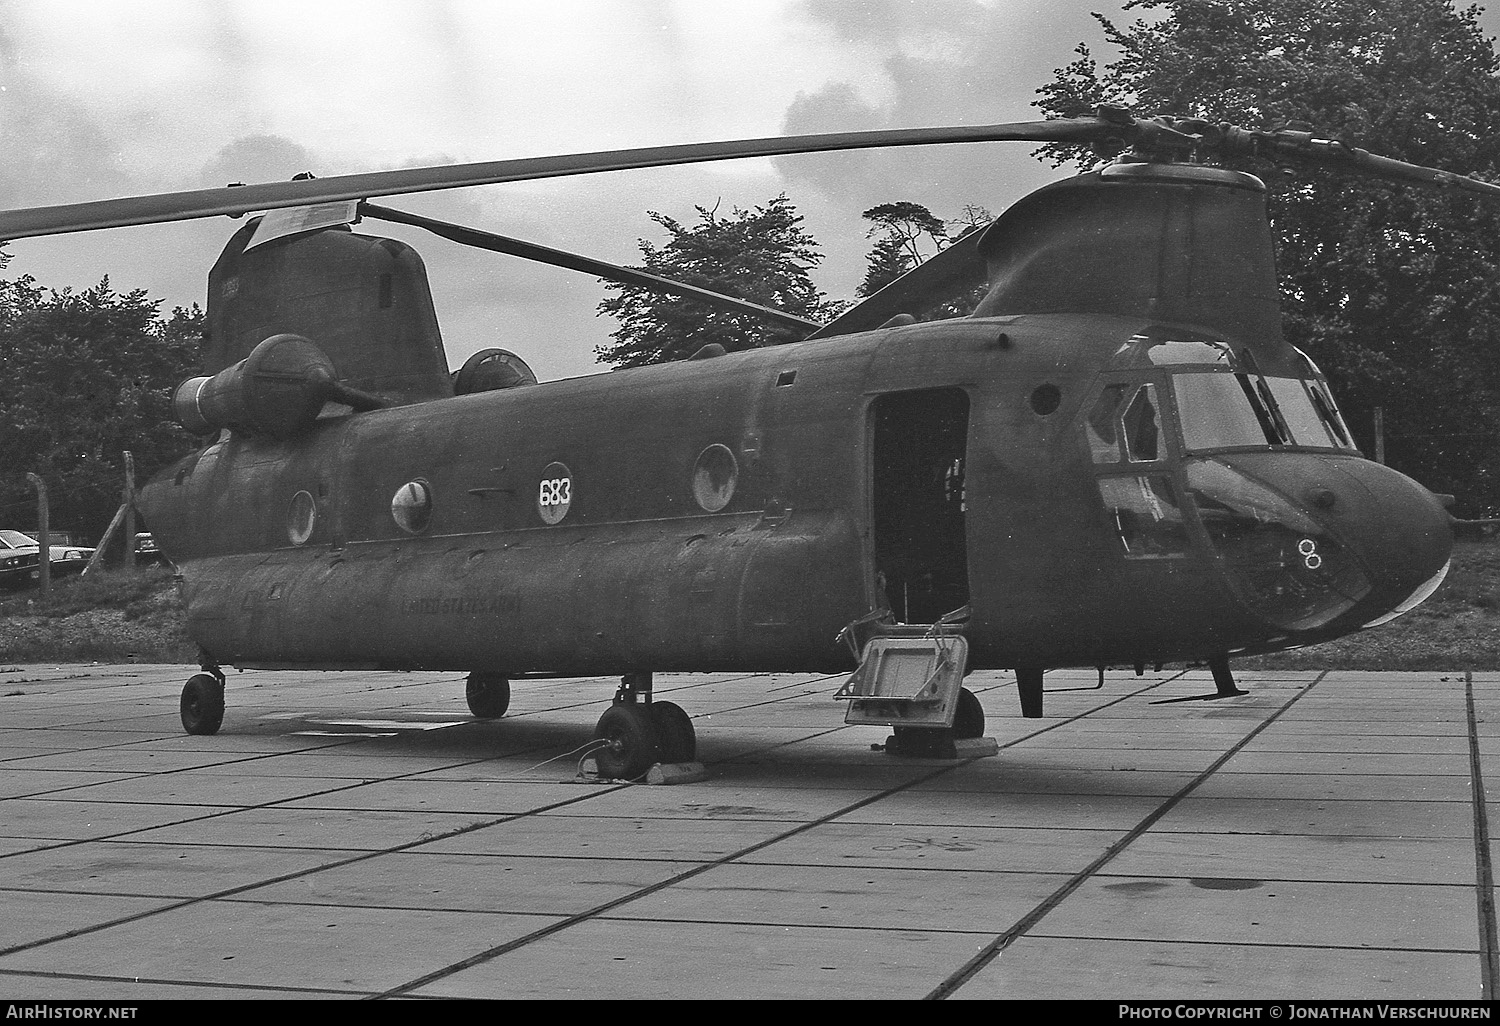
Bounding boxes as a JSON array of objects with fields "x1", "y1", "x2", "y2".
[
  {"x1": 1234, "y1": 128, "x2": 1500, "y2": 203},
  {"x1": 0, "y1": 119, "x2": 1118, "y2": 241},
  {"x1": 360, "y1": 203, "x2": 822, "y2": 334},
  {"x1": 807, "y1": 227, "x2": 989, "y2": 339}
]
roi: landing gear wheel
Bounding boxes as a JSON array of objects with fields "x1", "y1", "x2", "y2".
[
  {"x1": 593, "y1": 703, "x2": 661, "y2": 780},
  {"x1": 888, "y1": 725, "x2": 957, "y2": 758},
  {"x1": 953, "y1": 687, "x2": 984, "y2": 739},
  {"x1": 180, "y1": 673, "x2": 225, "y2": 735},
  {"x1": 649, "y1": 701, "x2": 696, "y2": 763},
  {"x1": 466, "y1": 673, "x2": 511, "y2": 718}
]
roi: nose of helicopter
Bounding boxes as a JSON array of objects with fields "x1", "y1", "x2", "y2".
[{"x1": 1201, "y1": 453, "x2": 1453, "y2": 631}]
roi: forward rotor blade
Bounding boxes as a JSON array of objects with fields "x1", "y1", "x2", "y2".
[
  {"x1": 360, "y1": 203, "x2": 821, "y2": 334},
  {"x1": 0, "y1": 118, "x2": 1118, "y2": 241},
  {"x1": 807, "y1": 227, "x2": 989, "y2": 340}
]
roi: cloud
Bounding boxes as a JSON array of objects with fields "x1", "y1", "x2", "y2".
[
  {"x1": 774, "y1": 2, "x2": 1114, "y2": 218},
  {"x1": 197, "y1": 135, "x2": 320, "y2": 188},
  {"x1": 0, "y1": 23, "x2": 135, "y2": 208}
]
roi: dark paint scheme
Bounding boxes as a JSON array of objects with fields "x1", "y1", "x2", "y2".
[{"x1": 138, "y1": 163, "x2": 1454, "y2": 680}]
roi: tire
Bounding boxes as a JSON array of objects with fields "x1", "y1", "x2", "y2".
[
  {"x1": 649, "y1": 701, "x2": 696, "y2": 763},
  {"x1": 180, "y1": 673, "x2": 224, "y2": 735},
  {"x1": 593, "y1": 703, "x2": 661, "y2": 780},
  {"x1": 953, "y1": 687, "x2": 985, "y2": 739},
  {"x1": 466, "y1": 673, "x2": 511, "y2": 718}
]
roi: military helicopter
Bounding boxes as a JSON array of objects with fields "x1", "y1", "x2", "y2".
[{"x1": 0, "y1": 111, "x2": 1468, "y2": 777}]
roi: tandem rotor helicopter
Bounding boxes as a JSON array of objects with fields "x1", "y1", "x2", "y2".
[{"x1": 0, "y1": 110, "x2": 1471, "y2": 776}]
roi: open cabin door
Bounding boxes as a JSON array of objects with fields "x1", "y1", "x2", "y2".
[{"x1": 870, "y1": 387, "x2": 971, "y2": 624}]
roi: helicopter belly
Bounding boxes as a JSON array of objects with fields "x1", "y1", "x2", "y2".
[{"x1": 174, "y1": 507, "x2": 865, "y2": 675}]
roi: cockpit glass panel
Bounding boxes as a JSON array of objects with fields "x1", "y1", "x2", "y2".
[
  {"x1": 1183, "y1": 459, "x2": 1371, "y2": 630},
  {"x1": 1097, "y1": 475, "x2": 1190, "y2": 558},
  {"x1": 1173, "y1": 373, "x2": 1275, "y2": 450},
  {"x1": 1308, "y1": 380, "x2": 1355, "y2": 448},
  {"x1": 1086, "y1": 384, "x2": 1127, "y2": 463},
  {"x1": 1121, "y1": 384, "x2": 1161, "y2": 462},
  {"x1": 1264, "y1": 377, "x2": 1338, "y2": 447},
  {"x1": 1142, "y1": 339, "x2": 1235, "y2": 366}
]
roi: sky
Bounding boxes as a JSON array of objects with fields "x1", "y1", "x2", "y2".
[{"x1": 3, "y1": 0, "x2": 1499, "y2": 382}]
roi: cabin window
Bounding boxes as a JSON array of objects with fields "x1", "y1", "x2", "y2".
[
  {"x1": 1097, "y1": 475, "x2": 1190, "y2": 558},
  {"x1": 692, "y1": 444, "x2": 738, "y2": 512},
  {"x1": 391, "y1": 480, "x2": 433, "y2": 534},
  {"x1": 287, "y1": 490, "x2": 317, "y2": 545}
]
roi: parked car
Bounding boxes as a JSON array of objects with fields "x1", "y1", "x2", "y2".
[
  {"x1": 0, "y1": 529, "x2": 95, "y2": 579},
  {"x1": 0, "y1": 536, "x2": 42, "y2": 590},
  {"x1": 134, "y1": 532, "x2": 167, "y2": 565}
]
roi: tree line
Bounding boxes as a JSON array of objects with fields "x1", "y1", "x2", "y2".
[
  {"x1": 0, "y1": 252, "x2": 202, "y2": 544},
  {"x1": 4, "y1": 0, "x2": 1500, "y2": 529}
]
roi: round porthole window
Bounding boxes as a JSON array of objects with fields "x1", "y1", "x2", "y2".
[
  {"x1": 692, "y1": 444, "x2": 738, "y2": 512},
  {"x1": 391, "y1": 480, "x2": 433, "y2": 534},
  {"x1": 287, "y1": 490, "x2": 317, "y2": 545},
  {"x1": 537, "y1": 462, "x2": 573, "y2": 525},
  {"x1": 1030, "y1": 383, "x2": 1062, "y2": 416}
]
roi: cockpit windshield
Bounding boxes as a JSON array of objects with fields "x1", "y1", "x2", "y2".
[
  {"x1": 1104, "y1": 336, "x2": 1358, "y2": 454},
  {"x1": 1172, "y1": 371, "x2": 1357, "y2": 453}
]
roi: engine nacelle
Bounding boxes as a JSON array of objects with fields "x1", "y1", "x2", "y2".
[{"x1": 174, "y1": 333, "x2": 381, "y2": 439}]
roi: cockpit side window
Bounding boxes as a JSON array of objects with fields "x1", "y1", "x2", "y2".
[
  {"x1": 1086, "y1": 382, "x2": 1164, "y2": 464},
  {"x1": 1121, "y1": 384, "x2": 1161, "y2": 462},
  {"x1": 1097, "y1": 475, "x2": 1190, "y2": 558},
  {"x1": 1086, "y1": 384, "x2": 1128, "y2": 463},
  {"x1": 1308, "y1": 381, "x2": 1354, "y2": 448}
]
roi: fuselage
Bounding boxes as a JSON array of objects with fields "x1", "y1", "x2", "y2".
[{"x1": 139, "y1": 310, "x2": 1454, "y2": 677}]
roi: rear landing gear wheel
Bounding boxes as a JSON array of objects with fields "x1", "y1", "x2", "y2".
[
  {"x1": 466, "y1": 673, "x2": 511, "y2": 718},
  {"x1": 180, "y1": 673, "x2": 224, "y2": 735},
  {"x1": 953, "y1": 687, "x2": 984, "y2": 739},
  {"x1": 593, "y1": 703, "x2": 661, "y2": 780},
  {"x1": 649, "y1": 701, "x2": 696, "y2": 763}
]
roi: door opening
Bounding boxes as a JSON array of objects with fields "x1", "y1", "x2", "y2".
[{"x1": 871, "y1": 387, "x2": 971, "y2": 624}]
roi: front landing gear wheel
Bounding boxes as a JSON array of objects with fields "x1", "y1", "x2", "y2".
[
  {"x1": 466, "y1": 673, "x2": 511, "y2": 718},
  {"x1": 649, "y1": 701, "x2": 696, "y2": 763},
  {"x1": 180, "y1": 673, "x2": 224, "y2": 735},
  {"x1": 953, "y1": 687, "x2": 984, "y2": 739},
  {"x1": 593, "y1": 703, "x2": 661, "y2": 780}
]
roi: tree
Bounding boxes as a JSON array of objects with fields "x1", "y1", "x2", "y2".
[
  {"x1": 0, "y1": 275, "x2": 203, "y2": 540},
  {"x1": 857, "y1": 201, "x2": 993, "y2": 316},
  {"x1": 1035, "y1": 0, "x2": 1500, "y2": 514},
  {"x1": 596, "y1": 196, "x2": 838, "y2": 368},
  {"x1": 857, "y1": 201, "x2": 950, "y2": 297}
]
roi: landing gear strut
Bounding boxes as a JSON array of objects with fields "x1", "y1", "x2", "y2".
[
  {"x1": 591, "y1": 672, "x2": 697, "y2": 779},
  {"x1": 180, "y1": 660, "x2": 225, "y2": 735},
  {"x1": 1208, "y1": 654, "x2": 1248, "y2": 698},
  {"x1": 1017, "y1": 667, "x2": 1044, "y2": 718}
]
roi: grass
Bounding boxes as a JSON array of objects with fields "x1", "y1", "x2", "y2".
[
  {"x1": 0, "y1": 563, "x2": 196, "y2": 664},
  {"x1": 2, "y1": 543, "x2": 1500, "y2": 669}
]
